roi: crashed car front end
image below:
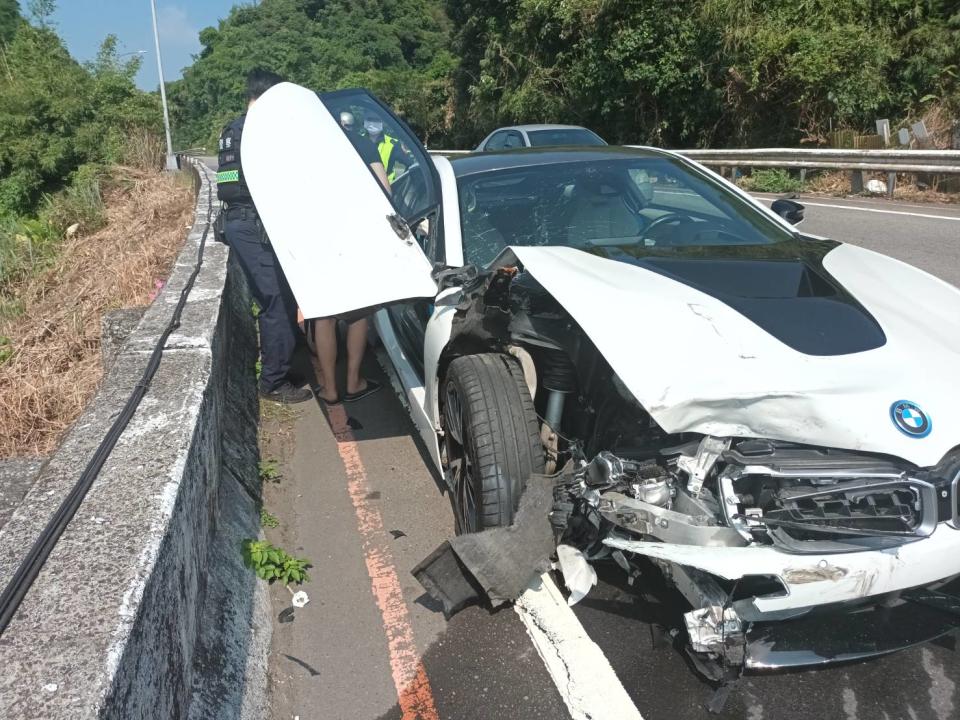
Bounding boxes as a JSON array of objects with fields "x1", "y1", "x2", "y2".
[
  {"x1": 549, "y1": 440, "x2": 960, "y2": 679},
  {"x1": 415, "y1": 244, "x2": 960, "y2": 683}
]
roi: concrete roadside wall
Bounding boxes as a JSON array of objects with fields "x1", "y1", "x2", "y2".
[{"x1": 0, "y1": 161, "x2": 268, "y2": 719}]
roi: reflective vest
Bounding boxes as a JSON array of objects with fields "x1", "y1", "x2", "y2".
[{"x1": 378, "y1": 134, "x2": 398, "y2": 182}]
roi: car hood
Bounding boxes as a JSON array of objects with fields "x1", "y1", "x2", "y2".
[{"x1": 501, "y1": 243, "x2": 960, "y2": 467}]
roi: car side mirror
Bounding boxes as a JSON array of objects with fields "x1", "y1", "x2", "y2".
[{"x1": 771, "y1": 197, "x2": 805, "y2": 225}]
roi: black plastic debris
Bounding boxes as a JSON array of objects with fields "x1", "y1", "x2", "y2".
[{"x1": 412, "y1": 474, "x2": 557, "y2": 617}]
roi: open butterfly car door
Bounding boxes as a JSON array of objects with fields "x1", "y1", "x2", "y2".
[
  {"x1": 243, "y1": 83, "x2": 444, "y2": 452},
  {"x1": 242, "y1": 82, "x2": 439, "y2": 320}
]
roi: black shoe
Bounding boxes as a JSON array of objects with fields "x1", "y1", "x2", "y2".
[
  {"x1": 285, "y1": 372, "x2": 311, "y2": 389},
  {"x1": 260, "y1": 382, "x2": 314, "y2": 404}
]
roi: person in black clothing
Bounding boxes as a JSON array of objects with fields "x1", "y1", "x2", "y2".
[
  {"x1": 309, "y1": 110, "x2": 388, "y2": 405},
  {"x1": 217, "y1": 69, "x2": 313, "y2": 404}
]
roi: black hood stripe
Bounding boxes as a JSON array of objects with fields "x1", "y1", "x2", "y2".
[{"x1": 593, "y1": 240, "x2": 887, "y2": 356}]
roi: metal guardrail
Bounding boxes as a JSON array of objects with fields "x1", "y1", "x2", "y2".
[
  {"x1": 669, "y1": 148, "x2": 960, "y2": 175},
  {"x1": 429, "y1": 147, "x2": 960, "y2": 174}
]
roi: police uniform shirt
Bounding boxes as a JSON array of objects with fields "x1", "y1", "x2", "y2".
[{"x1": 347, "y1": 132, "x2": 382, "y2": 168}]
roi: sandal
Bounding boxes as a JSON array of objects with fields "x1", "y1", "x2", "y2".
[
  {"x1": 344, "y1": 379, "x2": 382, "y2": 403},
  {"x1": 316, "y1": 386, "x2": 341, "y2": 406}
]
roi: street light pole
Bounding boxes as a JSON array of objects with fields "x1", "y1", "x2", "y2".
[{"x1": 149, "y1": 0, "x2": 178, "y2": 171}]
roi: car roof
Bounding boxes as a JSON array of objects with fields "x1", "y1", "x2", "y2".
[
  {"x1": 497, "y1": 124, "x2": 593, "y2": 132},
  {"x1": 448, "y1": 145, "x2": 672, "y2": 177}
]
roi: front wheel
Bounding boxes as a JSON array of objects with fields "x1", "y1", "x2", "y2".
[{"x1": 442, "y1": 354, "x2": 544, "y2": 534}]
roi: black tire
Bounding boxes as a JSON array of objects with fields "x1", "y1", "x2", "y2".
[{"x1": 443, "y1": 353, "x2": 544, "y2": 533}]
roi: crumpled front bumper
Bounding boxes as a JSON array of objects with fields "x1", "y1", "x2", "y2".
[{"x1": 604, "y1": 522, "x2": 960, "y2": 618}]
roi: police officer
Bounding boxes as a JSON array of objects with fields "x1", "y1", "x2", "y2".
[
  {"x1": 362, "y1": 113, "x2": 412, "y2": 184},
  {"x1": 217, "y1": 69, "x2": 313, "y2": 404}
]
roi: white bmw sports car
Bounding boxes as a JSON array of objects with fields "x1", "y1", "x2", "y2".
[{"x1": 243, "y1": 84, "x2": 960, "y2": 680}]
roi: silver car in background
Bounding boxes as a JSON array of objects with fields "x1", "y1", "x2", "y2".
[{"x1": 475, "y1": 124, "x2": 606, "y2": 151}]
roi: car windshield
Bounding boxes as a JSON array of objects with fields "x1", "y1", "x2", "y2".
[
  {"x1": 457, "y1": 156, "x2": 794, "y2": 267},
  {"x1": 526, "y1": 129, "x2": 606, "y2": 147}
]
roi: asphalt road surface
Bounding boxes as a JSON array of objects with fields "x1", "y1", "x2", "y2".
[{"x1": 251, "y1": 184, "x2": 960, "y2": 720}]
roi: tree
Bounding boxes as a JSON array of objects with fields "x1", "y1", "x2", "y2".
[
  {"x1": 0, "y1": 26, "x2": 161, "y2": 215},
  {"x1": 445, "y1": 0, "x2": 727, "y2": 147},
  {"x1": 168, "y1": 0, "x2": 454, "y2": 148},
  {"x1": 0, "y1": 0, "x2": 21, "y2": 44},
  {"x1": 166, "y1": 0, "x2": 960, "y2": 150},
  {"x1": 25, "y1": 0, "x2": 53, "y2": 28},
  {"x1": 0, "y1": 25, "x2": 93, "y2": 213}
]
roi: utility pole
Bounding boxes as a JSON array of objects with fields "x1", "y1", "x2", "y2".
[{"x1": 149, "y1": 0, "x2": 178, "y2": 171}]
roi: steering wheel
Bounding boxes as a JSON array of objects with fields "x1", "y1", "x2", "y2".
[{"x1": 639, "y1": 213, "x2": 697, "y2": 246}]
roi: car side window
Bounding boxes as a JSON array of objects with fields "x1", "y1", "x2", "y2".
[
  {"x1": 503, "y1": 131, "x2": 525, "y2": 149},
  {"x1": 319, "y1": 89, "x2": 436, "y2": 223},
  {"x1": 485, "y1": 131, "x2": 509, "y2": 151}
]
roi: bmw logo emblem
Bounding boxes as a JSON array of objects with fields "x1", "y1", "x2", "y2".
[{"x1": 890, "y1": 400, "x2": 932, "y2": 438}]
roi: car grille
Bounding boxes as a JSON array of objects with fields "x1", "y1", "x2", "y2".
[{"x1": 768, "y1": 481, "x2": 927, "y2": 537}]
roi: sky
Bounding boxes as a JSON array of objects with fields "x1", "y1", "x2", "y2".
[{"x1": 50, "y1": 1, "x2": 245, "y2": 90}]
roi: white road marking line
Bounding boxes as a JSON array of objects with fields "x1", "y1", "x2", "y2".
[
  {"x1": 921, "y1": 647, "x2": 956, "y2": 720},
  {"x1": 842, "y1": 684, "x2": 859, "y2": 720},
  {"x1": 755, "y1": 197, "x2": 960, "y2": 222},
  {"x1": 515, "y1": 574, "x2": 643, "y2": 720}
]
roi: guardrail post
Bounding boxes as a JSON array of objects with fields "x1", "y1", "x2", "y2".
[
  {"x1": 800, "y1": 168, "x2": 807, "y2": 184},
  {"x1": 850, "y1": 170, "x2": 864, "y2": 194},
  {"x1": 886, "y1": 172, "x2": 897, "y2": 198}
]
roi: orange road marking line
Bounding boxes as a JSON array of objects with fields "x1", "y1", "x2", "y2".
[{"x1": 328, "y1": 404, "x2": 439, "y2": 720}]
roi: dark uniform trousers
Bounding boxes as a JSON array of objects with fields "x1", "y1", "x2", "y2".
[{"x1": 223, "y1": 205, "x2": 299, "y2": 392}]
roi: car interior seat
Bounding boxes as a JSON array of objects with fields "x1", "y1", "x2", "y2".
[{"x1": 563, "y1": 174, "x2": 640, "y2": 244}]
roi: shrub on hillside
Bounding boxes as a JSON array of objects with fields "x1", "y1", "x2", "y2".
[
  {"x1": 739, "y1": 169, "x2": 806, "y2": 194},
  {"x1": 0, "y1": 165, "x2": 107, "y2": 303}
]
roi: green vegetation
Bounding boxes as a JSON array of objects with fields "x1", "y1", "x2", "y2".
[
  {"x1": 443, "y1": 0, "x2": 960, "y2": 148},
  {"x1": 258, "y1": 458, "x2": 281, "y2": 482},
  {"x1": 0, "y1": 26, "x2": 160, "y2": 216},
  {"x1": 740, "y1": 169, "x2": 806, "y2": 194},
  {"x1": 260, "y1": 508, "x2": 280, "y2": 528},
  {"x1": 0, "y1": 0, "x2": 21, "y2": 45},
  {"x1": 241, "y1": 538, "x2": 311, "y2": 584},
  {"x1": 0, "y1": 2, "x2": 163, "y2": 311},
  {"x1": 169, "y1": 0, "x2": 960, "y2": 151},
  {"x1": 0, "y1": 335, "x2": 12, "y2": 365},
  {"x1": 169, "y1": 0, "x2": 455, "y2": 150}
]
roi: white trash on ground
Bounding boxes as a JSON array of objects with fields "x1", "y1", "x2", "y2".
[{"x1": 556, "y1": 544, "x2": 598, "y2": 606}]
